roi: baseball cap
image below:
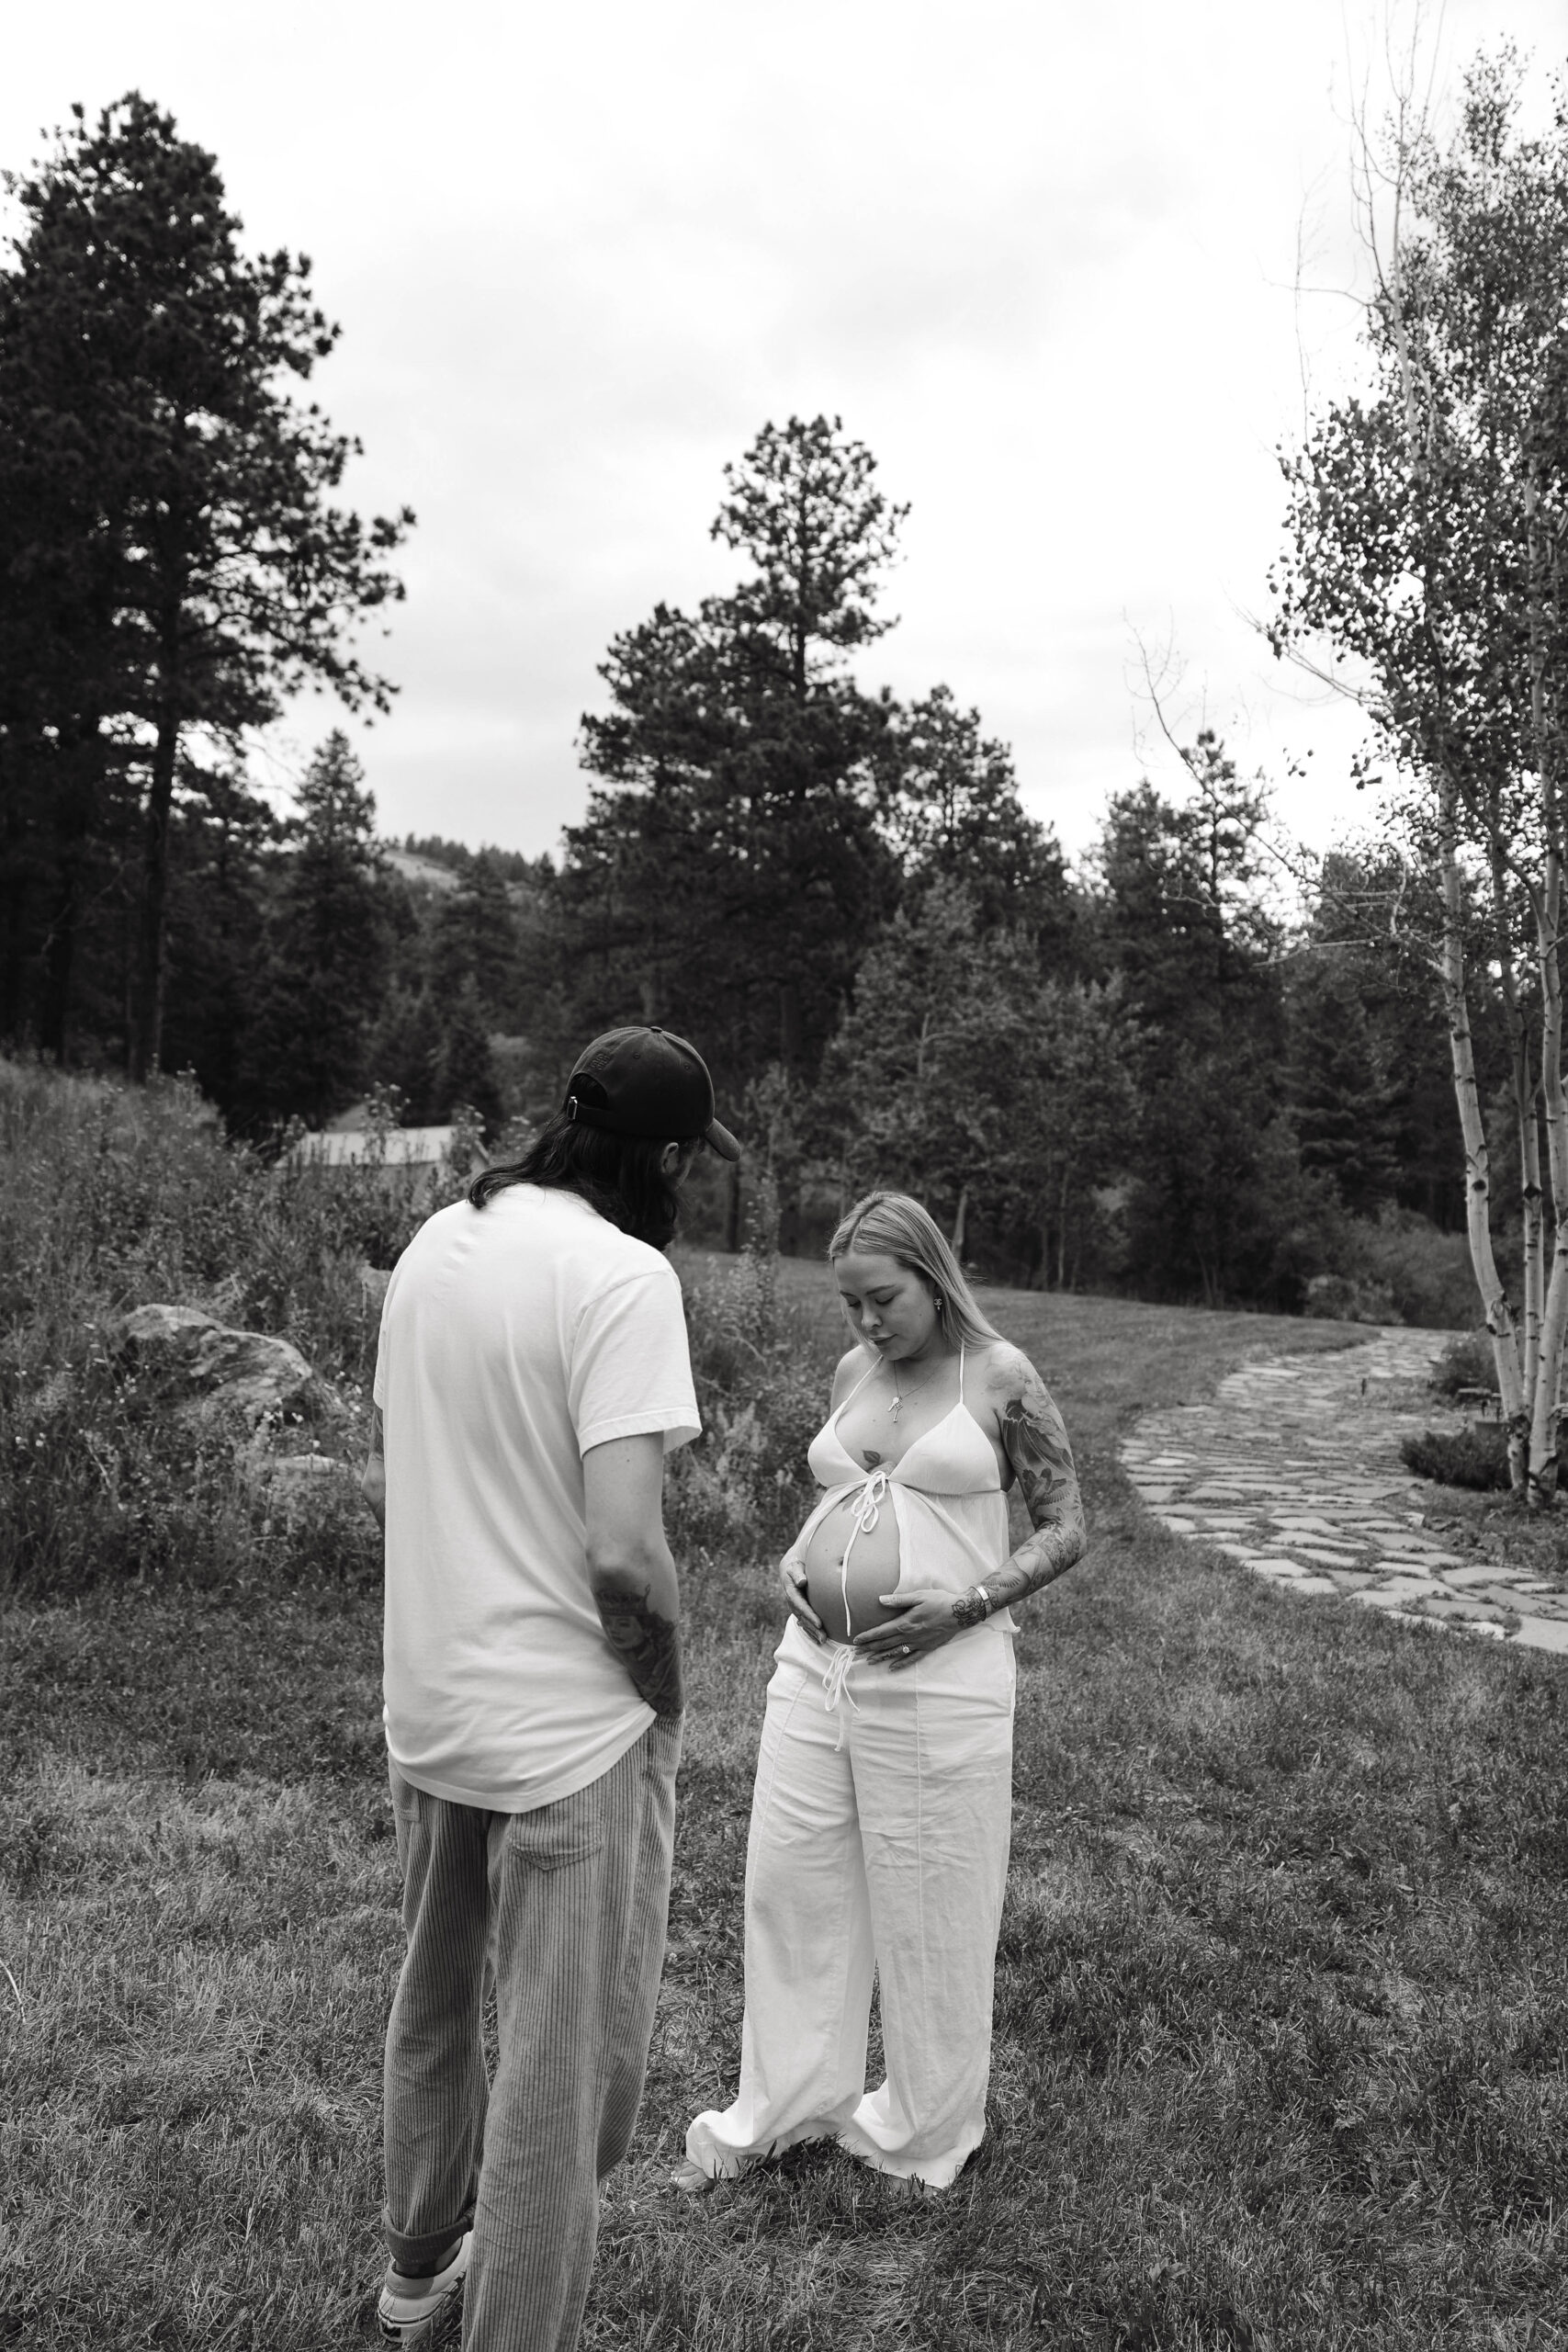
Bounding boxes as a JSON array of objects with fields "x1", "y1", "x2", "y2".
[{"x1": 564, "y1": 1026, "x2": 741, "y2": 1161}]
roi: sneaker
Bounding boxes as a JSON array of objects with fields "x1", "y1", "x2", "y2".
[{"x1": 377, "y1": 2233, "x2": 472, "y2": 2344}]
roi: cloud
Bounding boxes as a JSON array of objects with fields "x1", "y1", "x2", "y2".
[{"x1": 4, "y1": 0, "x2": 1562, "y2": 865}]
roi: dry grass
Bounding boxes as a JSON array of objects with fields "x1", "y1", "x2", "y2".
[{"x1": 4, "y1": 1083, "x2": 1567, "y2": 2347}]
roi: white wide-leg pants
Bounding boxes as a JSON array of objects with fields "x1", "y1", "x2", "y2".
[{"x1": 686, "y1": 1612, "x2": 1015, "y2": 2190}]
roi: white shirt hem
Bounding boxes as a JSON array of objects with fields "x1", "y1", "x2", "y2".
[
  {"x1": 578, "y1": 1407, "x2": 701, "y2": 1454},
  {"x1": 387, "y1": 1704, "x2": 657, "y2": 1814}
]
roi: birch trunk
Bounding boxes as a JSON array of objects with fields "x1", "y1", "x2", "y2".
[
  {"x1": 1525, "y1": 469, "x2": 1567, "y2": 1503},
  {"x1": 1529, "y1": 863, "x2": 1568, "y2": 1502},
  {"x1": 1380, "y1": 187, "x2": 1528, "y2": 1446},
  {"x1": 1438, "y1": 775, "x2": 1528, "y2": 1479},
  {"x1": 1520, "y1": 1081, "x2": 1545, "y2": 1429},
  {"x1": 1488, "y1": 834, "x2": 1542, "y2": 1428}
]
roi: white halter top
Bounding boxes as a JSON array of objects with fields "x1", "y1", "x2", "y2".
[
  {"x1": 807, "y1": 1340, "x2": 1002, "y2": 1498},
  {"x1": 786, "y1": 1341, "x2": 1014, "y2": 1637}
]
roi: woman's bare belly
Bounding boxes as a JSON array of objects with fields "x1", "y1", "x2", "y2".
[{"x1": 802, "y1": 1488, "x2": 904, "y2": 1644}]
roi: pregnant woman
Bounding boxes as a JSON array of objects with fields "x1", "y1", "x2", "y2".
[{"x1": 683, "y1": 1190, "x2": 1086, "y2": 2192}]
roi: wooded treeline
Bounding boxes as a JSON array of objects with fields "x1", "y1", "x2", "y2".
[{"x1": 0, "y1": 84, "x2": 1521, "y2": 1317}]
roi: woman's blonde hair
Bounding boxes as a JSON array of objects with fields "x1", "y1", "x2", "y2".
[{"x1": 829, "y1": 1190, "x2": 1003, "y2": 1349}]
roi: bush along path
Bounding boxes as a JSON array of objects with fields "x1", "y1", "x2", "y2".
[{"x1": 1121, "y1": 1328, "x2": 1568, "y2": 1653}]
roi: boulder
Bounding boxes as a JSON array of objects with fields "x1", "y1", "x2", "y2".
[
  {"x1": 261, "y1": 1452, "x2": 358, "y2": 1513},
  {"x1": 117, "y1": 1305, "x2": 341, "y2": 1430},
  {"x1": 116, "y1": 1302, "x2": 216, "y2": 1360}
]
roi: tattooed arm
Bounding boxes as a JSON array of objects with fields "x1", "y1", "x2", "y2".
[
  {"x1": 583, "y1": 1432, "x2": 684, "y2": 1717},
  {"x1": 950, "y1": 1346, "x2": 1086, "y2": 1624}
]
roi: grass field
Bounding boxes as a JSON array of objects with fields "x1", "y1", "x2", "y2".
[{"x1": 5, "y1": 1116, "x2": 1568, "y2": 2348}]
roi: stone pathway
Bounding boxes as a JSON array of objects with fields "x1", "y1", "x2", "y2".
[{"x1": 1121, "y1": 1329, "x2": 1568, "y2": 1657}]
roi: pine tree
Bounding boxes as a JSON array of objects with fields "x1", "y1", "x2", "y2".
[
  {"x1": 874, "y1": 684, "x2": 1074, "y2": 946},
  {"x1": 1089, "y1": 750, "x2": 1332, "y2": 1304},
  {"x1": 434, "y1": 983, "x2": 505, "y2": 1136},
  {"x1": 429, "y1": 850, "x2": 521, "y2": 1025},
  {"x1": 0, "y1": 96, "x2": 412, "y2": 1075},
  {"x1": 366, "y1": 983, "x2": 445, "y2": 1125},
  {"x1": 1286, "y1": 955, "x2": 1401, "y2": 1215},
  {"x1": 819, "y1": 881, "x2": 1138, "y2": 1281},
  {"x1": 158, "y1": 763, "x2": 279, "y2": 1116},
  {"x1": 569, "y1": 416, "x2": 901, "y2": 1088},
  {"x1": 238, "y1": 733, "x2": 389, "y2": 1127}
]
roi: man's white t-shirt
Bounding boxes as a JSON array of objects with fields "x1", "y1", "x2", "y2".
[{"x1": 373, "y1": 1183, "x2": 700, "y2": 1813}]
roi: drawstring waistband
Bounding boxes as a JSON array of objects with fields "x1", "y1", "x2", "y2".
[{"x1": 821, "y1": 1644, "x2": 861, "y2": 1750}]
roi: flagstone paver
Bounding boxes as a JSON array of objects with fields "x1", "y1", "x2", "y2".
[{"x1": 1120, "y1": 1328, "x2": 1568, "y2": 1655}]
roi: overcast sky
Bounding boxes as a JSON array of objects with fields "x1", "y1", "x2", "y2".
[{"x1": 5, "y1": 1, "x2": 1563, "y2": 868}]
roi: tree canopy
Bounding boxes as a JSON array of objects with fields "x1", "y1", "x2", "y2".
[
  {"x1": 565, "y1": 415, "x2": 905, "y2": 1085},
  {"x1": 0, "y1": 93, "x2": 412, "y2": 1074}
]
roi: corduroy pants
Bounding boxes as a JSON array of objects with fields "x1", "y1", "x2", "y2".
[{"x1": 382, "y1": 1715, "x2": 681, "y2": 2352}]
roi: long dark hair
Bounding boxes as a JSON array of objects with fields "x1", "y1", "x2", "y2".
[{"x1": 468, "y1": 1113, "x2": 690, "y2": 1250}]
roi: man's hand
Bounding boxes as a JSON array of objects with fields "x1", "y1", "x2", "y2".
[{"x1": 583, "y1": 1433, "x2": 683, "y2": 1717}]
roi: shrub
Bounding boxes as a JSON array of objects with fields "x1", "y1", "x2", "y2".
[
  {"x1": 1401, "y1": 1425, "x2": 1510, "y2": 1490},
  {"x1": 1428, "y1": 1329, "x2": 1500, "y2": 1400},
  {"x1": 1340, "y1": 1210, "x2": 1477, "y2": 1329},
  {"x1": 2, "y1": 1359, "x2": 380, "y2": 1593},
  {"x1": 1400, "y1": 1420, "x2": 1568, "y2": 1490},
  {"x1": 1303, "y1": 1272, "x2": 1400, "y2": 1325},
  {"x1": 666, "y1": 1241, "x2": 826, "y2": 1570},
  {"x1": 0, "y1": 1059, "x2": 472, "y2": 1598}
]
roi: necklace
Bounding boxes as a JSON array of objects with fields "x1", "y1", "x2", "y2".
[{"x1": 888, "y1": 1356, "x2": 943, "y2": 1423}]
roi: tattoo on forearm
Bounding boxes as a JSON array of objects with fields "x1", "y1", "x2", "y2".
[
  {"x1": 594, "y1": 1582, "x2": 684, "y2": 1716},
  {"x1": 973, "y1": 1354, "x2": 1086, "y2": 1611}
]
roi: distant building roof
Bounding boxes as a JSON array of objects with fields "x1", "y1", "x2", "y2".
[{"x1": 286, "y1": 1125, "x2": 457, "y2": 1170}]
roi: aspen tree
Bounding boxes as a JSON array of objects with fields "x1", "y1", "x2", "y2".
[{"x1": 1272, "y1": 52, "x2": 1568, "y2": 1498}]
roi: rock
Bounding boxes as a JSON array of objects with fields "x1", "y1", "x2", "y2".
[
  {"x1": 265, "y1": 1452, "x2": 349, "y2": 1480},
  {"x1": 118, "y1": 1302, "x2": 218, "y2": 1359},
  {"x1": 262, "y1": 1453, "x2": 355, "y2": 1508},
  {"x1": 117, "y1": 1305, "x2": 342, "y2": 1431}
]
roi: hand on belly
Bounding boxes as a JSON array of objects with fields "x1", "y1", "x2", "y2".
[{"x1": 802, "y1": 1490, "x2": 904, "y2": 1645}]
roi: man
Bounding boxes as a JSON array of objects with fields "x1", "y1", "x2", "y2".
[{"x1": 364, "y1": 1025, "x2": 739, "y2": 2350}]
